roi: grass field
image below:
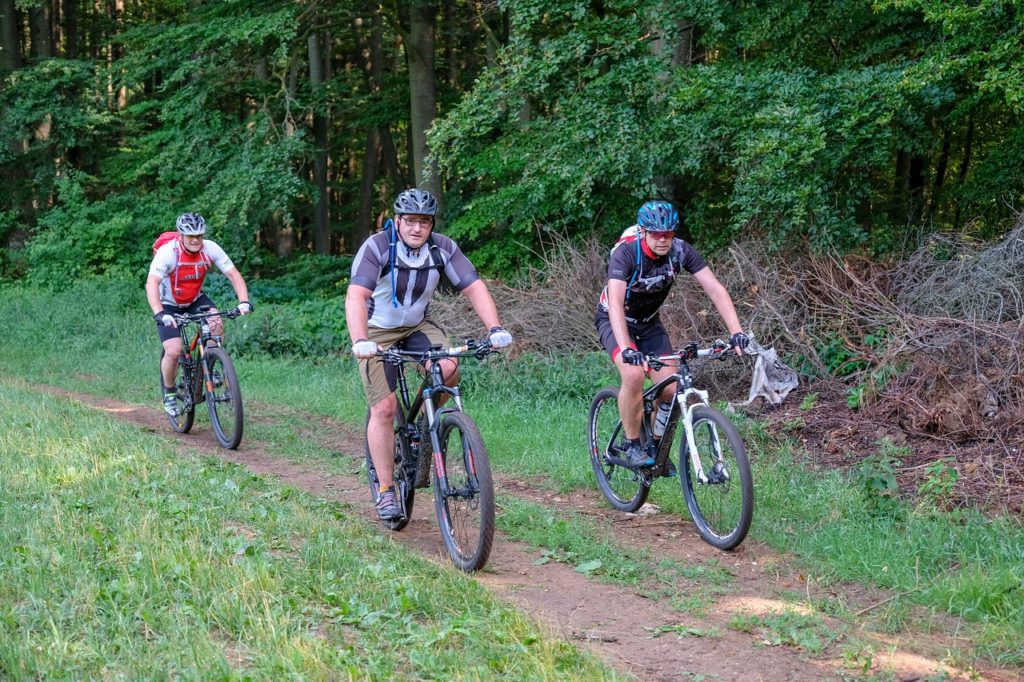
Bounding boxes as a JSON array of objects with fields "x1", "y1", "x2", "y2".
[{"x1": 1, "y1": 281, "x2": 1021, "y2": 668}]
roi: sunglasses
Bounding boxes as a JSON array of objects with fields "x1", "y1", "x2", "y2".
[{"x1": 645, "y1": 230, "x2": 675, "y2": 240}]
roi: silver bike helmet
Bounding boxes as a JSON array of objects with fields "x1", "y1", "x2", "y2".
[
  {"x1": 175, "y1": 212, "x2": 207, "y2": 235},
  {"x1": 393, "y1": 188, "x2": 438, "y2": 216}
]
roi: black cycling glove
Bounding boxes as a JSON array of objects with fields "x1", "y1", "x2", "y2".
[
  {"x1": 620, "y1": 348, "x2": 645, "y2": 366},
  {"x1": 730, "y1": 331, "x2": 750, "y2": 350}
]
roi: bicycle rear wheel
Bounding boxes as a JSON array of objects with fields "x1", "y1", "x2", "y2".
[
  {"x1": 588, "y1": 387, "x2": 650, "y2": 512},
  {"x1": 162, "y1": 350, "x2": 194, "y2": 433},
  {"x1": 680, "y1": 405, "x2": 753, "y2": 550},
  {"x1": 365, "y1": 412, "x2": 416, "y2": 532},
  {"x1": 204, "y1": 347, "x2": 243, "y2": 449},
  {"x1": 433, "y1": 412, "x2": 494, "y2": 572}
]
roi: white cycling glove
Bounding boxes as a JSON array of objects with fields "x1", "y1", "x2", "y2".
[
  {"x1": 352, "y1": 339, "x2": 378, "y2": 358},
  {"x1": 238, "y1": 301, "x2": 253, "y2": 315},
  {"x1": 154, "y1": 311, "x2": 176, "y2": 328},
  {"x1": 488, "y1": 326, "x2": 513, "y2": 349}
]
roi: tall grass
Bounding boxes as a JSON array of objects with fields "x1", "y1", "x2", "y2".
[{"x1": 2, "y1": 281, "x2": 1022, "y2": 666}]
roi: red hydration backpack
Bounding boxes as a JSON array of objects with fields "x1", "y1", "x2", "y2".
[
  {"x1": 151, "y1": 230, "x2": 213, "y2": 304},
  {"x1": 152, "y1": 231, "x2": 179, "y2": 254}
]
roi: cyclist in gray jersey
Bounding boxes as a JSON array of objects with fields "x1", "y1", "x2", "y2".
[
  {"x1": 596, "y1": 200, "x2": 748, "y2": 468},
  {"x1": 345, "y1": 188, "x2": 513, "y2": 520}
]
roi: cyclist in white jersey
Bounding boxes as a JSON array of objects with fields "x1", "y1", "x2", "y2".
[
  {"x1": 345, "y1": 188, "x2": 513, "y2": 520},
  {"x1": 146, "y1": 213, "x2": 252, "y2": 418}
]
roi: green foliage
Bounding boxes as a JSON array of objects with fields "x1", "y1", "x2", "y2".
[
  {"x1": 728, "y1": 611, "x2": 837, "y2": 654},
  {"x1": 228, "y1": 297, "x2": 348, "y2": 358},
  {"x1": 847, "y1": 362, "x2": 901, "y2": 409},
  {"x1": 856, "y1": 442, "x2": 907, "y2": 518},
  {"x1": 799, "y1": 393, "x2": 818, "y2": 411},
  {"x1": 817, "y1": 337, "x2": 868, "y2": 378},
  {"x1": 248, "y1": 254, "x2": 352, "y2": 302},
  {"x1": 916, "y1": 460, "x2": 960, "y2": 513},
  {"x1": 22, "y1": 175, "x2": 169, "y2": 288}
]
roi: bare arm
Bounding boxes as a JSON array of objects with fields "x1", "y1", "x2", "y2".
[
  {"x1": 146, "y1": 274, "x2": 165, "y2": 315},
  {"x1": 606, "y1": 279, "x2": 634, "y2": 352},
  {"x1": 224, "y1": 267, "x2": 250, "y2": 305},
  {"x1": 460, "y1": 279, "x2": 502, "y2": 331},
  {"x1": 692, "y1": 267, "x2": 745, "y2": 352},
  {"x1": 345, "y1": 283, "x2": 374, "y2": 343}
]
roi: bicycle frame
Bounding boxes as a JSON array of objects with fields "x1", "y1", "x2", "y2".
[
  {"x1": 386, "y1": 343, "x2": 486, "y2": 497},
  {"x1": 643, "y1": 342, "x2": 731, "y2": 484},
  {"x1": 172, "y1": 307, "x2": 239, "y2": 409}
]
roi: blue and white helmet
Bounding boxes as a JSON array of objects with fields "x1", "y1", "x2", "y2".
[
  {"x1": 175, "y1": 212, "x2": 207, "y2": 235},
  {"x1": 636, "y1": 201, "x2": 678, "y2": 232}
]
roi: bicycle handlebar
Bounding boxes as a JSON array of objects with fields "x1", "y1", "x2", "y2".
[
  {"x1": 375, "y1": 338, "x2": 497, "y2": 365},
  {"x1": 171, "y1": 307, "x2": 242, "y2": 325},
  {"x1": 645, "y1": 339, "x2": 733, "y2": 370}
]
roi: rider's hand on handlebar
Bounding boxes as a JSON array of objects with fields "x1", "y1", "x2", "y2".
[
  {"x1": 730, "y1": 331, "x2": 750, "y2": 355},
  {"x1": 620, "y1": 347, "x2": 645, "y2": 366},
  {"x1": 154, "y1": 311, "x2": 177, "y2": 328},
  {"x1": 487, "y1": 326, "x2": 513, "y2": 349},
  {"x1": 352, "y1": 339, "x2": 378, "y2": 359},
  {"x1": 238, "y1": 301, "x2": 253, "y2": 315}
]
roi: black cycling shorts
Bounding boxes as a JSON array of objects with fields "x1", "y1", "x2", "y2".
[{"x1": 594, "y1": 310, "x2": 673, "y2": 361}]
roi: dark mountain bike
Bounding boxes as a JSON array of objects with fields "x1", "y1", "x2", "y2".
[
  {"x1": 366, "y1": 340, "x2": 498, "y2": 572},
  {"x1": 588, "y1": 340, "x2": 754, "y2": 550},
  {"x1": 161, "y1": 307, "x2": 244, "y2": 449}
]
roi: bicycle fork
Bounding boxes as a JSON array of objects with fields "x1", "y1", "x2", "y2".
[
  {"x1": 676, "y1": 388, "x2": 727, "y2": 486},
  {"x1": 423, "y1": 388, "x2": 477, "y2": 501}
]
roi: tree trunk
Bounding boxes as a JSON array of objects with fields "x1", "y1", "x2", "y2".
[
  {"x1": 29, "y1": 1, "x2": 53, "y2": 59},
  {"x1": 308, "y1": 30, "x2": 330, "y2": 254},
  {"x1": 926, "y1": 124, "x2": 952, "y2": 220},
  {"x1": 0, "y1": 0, "x2": 23, "y2": 71},
  {"x1": 356, "y1": 127, "x2": 380, "y2": 248},
  {"x1": 405, "y1": 2, "x2": 442, "y2": 212},
  {"x1": 63, "y1": 0, "x2": 77, "y2": 58}
]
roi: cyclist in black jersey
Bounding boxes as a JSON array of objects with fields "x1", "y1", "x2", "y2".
[{"x1": 595, "y1": 200, "x2": 748, "y2": 468}]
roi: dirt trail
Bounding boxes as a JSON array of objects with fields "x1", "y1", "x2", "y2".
[{"x1": 34, "y1": 383, "x2": 1020, "y2": 682}]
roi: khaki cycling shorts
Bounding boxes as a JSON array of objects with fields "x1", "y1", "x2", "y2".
[{"x1": 358, "y1": 319, "x2": 450, "y2": 407}]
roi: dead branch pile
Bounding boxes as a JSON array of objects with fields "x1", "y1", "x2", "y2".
[
  {"x1": 429, "y1": 236, "x2": 609, "y2": 353},
  {"x1": 725, "y1": 223, "x2": 1024, "y2": 447}
]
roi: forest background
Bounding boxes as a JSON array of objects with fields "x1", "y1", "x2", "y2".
[
  {"x1": 3, "y1": 0, "x2": 1023, "y2": 279},
  {"x1": 2, "y1": 0, "x2": 1023, "y2": 493}
]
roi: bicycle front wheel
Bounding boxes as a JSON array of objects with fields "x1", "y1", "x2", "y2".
[
  {"x1": 588, "y1": 387, "x2": 650, "y2": 512},
  {"x1": 433, "y1": 412, "x2": 494, "y2": 572},
  {"x1": 680, "y1": 406, "x2": 753, "y2": 550},
  {"x1": 162, "y1": 351, "x2": 194, "y2": 434},
  {"x1": 365, "y1": 412, "x2": 415, "y2": 532},
  {"x1": 204, "y1": 347, "x2": 243, "y2": 449}
]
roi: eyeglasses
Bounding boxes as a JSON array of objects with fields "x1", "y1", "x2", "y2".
[
  {"x1": 402, "y1": 216, "x2": 432, "y2": 227},
  {"x1": 182, "y1": 234, "x2": 204, "y2": 241},
  {"x1": 645, "y1": 231, "x2": 675, "y2": 241}
]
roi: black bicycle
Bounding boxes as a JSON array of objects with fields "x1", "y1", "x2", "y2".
[
  {"x1": 161, "y1": 307, "x2": 244, "y2": 449},
  {"x1": 366, "y1": 340, "x2": 497, "y2": 572},
  {"x1": 588, "y1": 340, "x2": 754, "y2": 550}
]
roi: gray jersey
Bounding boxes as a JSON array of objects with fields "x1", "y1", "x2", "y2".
[{"x1": 350, "y1": 231, "x2": 480, "y2": 329}]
